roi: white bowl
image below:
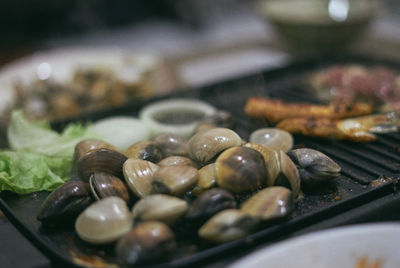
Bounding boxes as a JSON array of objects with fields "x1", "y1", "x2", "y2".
[{"x1": 230, "y1": 223, "x2": 400, "y2": 268}]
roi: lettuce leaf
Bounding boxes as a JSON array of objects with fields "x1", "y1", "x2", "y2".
[
  {"x1": 8, "y1": 110, "x2": 99, "y2": 157},
  {"x1": 0, "y1": 111, "x2": 100, "y2": 194},
  {"x1": 0, "y1": 151, "x2": 70, "y2": 194}
]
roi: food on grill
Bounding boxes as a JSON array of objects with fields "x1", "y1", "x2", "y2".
[
  {"x1": 249, "y1": 128, "x2": 293, "y2": 152},
  {"x1": 187, "y1": 127, "x2": 242, "y2": 164},
  {"x1": 125, "y1": 140, "x2": 163, "y2": 163},
  {"x1": 215, "y1": 146, "x2": 267, "y2": 193},
  {"x1": 287, "y1": 148, "x2": 341, "y2": 187},
  {"x1": 26, "y1": 102, "x2": 343, "y2": 265},
  {"x1": 76, "y1": 148, "x2": 127, "y2": 182},
  {"x1": 122, "y1": 158, "x2": 159, "y2": 198},
  {"x1": 132, "y1": 194, "x2": 188, "y2": 225},
  {"x1": 185, "y1": 188, "x2": 236, "y2": 224},
  {"x1": 276, "y1": 113, "x2": 400, "y2": 142},
  {"x1": 310, "y1": 64, "x2": 400, "y2": 113},
  {"x1": 89, "y1": 172, "x2": 131, "y2": 203},
  {"x1": 116, "y1": 221, "x2": 176, "y2": 266},
  {"x1": 244, "y1": 143, "x2": 300, "y2": 198},
  {"x1": 151, "y1": 165, "x2": 199, "y2": 196},
  {"x1": 244, "y1": 97, "x2": 373, "y2": 123},
  {"x1": 36, "y1": 181, "x2": 92, "y2": 226},
  {"x1": 198, "y1": 209, "x2": 259, "y2": 244},
  {"x1": 75, "y1": 196, "x2": 132, "y2": 244},
  {"x1": 240, "y1": 186, "x2": 293, "y2": 221}
]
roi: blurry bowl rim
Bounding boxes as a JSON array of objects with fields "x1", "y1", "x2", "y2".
[
  {"x1": 139, "y1": 98, "x2": 216, "y2": 138},
  {"x1": 259, "y1": 0, "x2": 381, "y2": 25},
  {"x1": 230, "y1": 223, "x2": 400, "y2": 268}
]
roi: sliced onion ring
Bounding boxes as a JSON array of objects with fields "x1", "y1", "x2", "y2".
[
  {"x1": 140, "y1": 98, "x2": 216, "y2": 137},
  {"x1": 90, "y1": 116, "x2": 150, "y2": 151}
]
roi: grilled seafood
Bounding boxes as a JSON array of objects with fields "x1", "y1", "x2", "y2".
[
  {"x1": 288, "y1": 148, "x2": 341, "y2": 186},
  {"x1": 245, "y1": 97, "x2": 373, "y2": 123},
  {"x1": 75, "y1": 197, "x2": 132, "y2": 244},
  {"x1": 276, "y1": 113, "x2": 400, "y2": 142}
]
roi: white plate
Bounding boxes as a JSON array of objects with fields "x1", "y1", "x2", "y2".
[
  {"x1": 230, "y1": 223, "x2": 400, "y2": 268},
  {"x1": 0, "y1": 47, "x2": 171, "y2": 114}
]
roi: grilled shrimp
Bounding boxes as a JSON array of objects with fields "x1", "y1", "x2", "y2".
[{"x1": 276, "y1": 113, "x2": 400, "y2": 142}]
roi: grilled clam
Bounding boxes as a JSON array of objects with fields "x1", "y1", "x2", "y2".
[
  {"x1": 157, "y1": 156, "x2": 197, "y2": 168},
  {"x1": 186, "y1": 188, "x2": 236, "y2": 223},
  {"x1": 215, "y1": 146, "x2": 266, "y2": 193},
  {"x1": 153, "y1": 133, "x2": 188, "y2": 157},
  {"x1": 74, "y1": 139, "x2": 120, "y2": 161},
  {"x1": 244, "y1": 143, "x2": 280, "y2": 187},
  {"x1": 191, "y1": 163, "x2": 217, "y2": 196},
  {"x1": 132, "y1": 194, "x2": 188, "y2": 225},
  {"x1": 123, "y1": 159, "x2": 159, "y2": 198},
  {"x1": 76, "y1": 148, "x2": 127, "y2": 182},
  {"x1": 274, "y1": 150, "x2": 301, "y2": 198},
  {"x1": 187, "y1": 128, "x2": 242, "y2": 163},
  {"x1": 198, "y1": 209, "x2": 258, "y2": 243},
  {"x1": 287, "y1": 148, "x2": 341, "y2": 186},
  {"x1": 89, "y1": 172, "x2": 130, "y2": 203},
  {"x1": 240, "y1": 186, "x2": 293, "y2": 221},
  {"x1": 37, "y1": 181, "x2": 92, "y2": 226},
  {"x1": 75, "y1": 197, "x2": 132, "y2": 244},
  {"x1": 125, "y1": 141, "x2": 163, "y2": 163},
  {"x1": 152, "y1": 165, "x2": 199, "y2": 196},
  {"x1": 116, "y1": 221, "x2": 176, "y2": 266},
  {"x1": 249, "y1": 128, "x2": 293, "y2": 152}
]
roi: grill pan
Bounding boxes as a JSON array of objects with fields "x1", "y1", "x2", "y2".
[{"x1": 1, "y1": 54, "x2": 400, "y2": 268}]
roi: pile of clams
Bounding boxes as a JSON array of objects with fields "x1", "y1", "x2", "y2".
[{"x1": 37, "y1": 113, "x2": 341, "y2": 266}]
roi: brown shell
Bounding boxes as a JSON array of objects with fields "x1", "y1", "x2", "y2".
[
  {"x1": 77, "y1": 148, "x2": 127, "y2": 182},
  {"x1": 152, "y1": 165, "x2": 199, "y2": 196},
  {"x1": 215, "y1": 146, "x2": 266, "y2": 193},
  {"x1": 89, "y1": 172, "x2": 130, "y2": 203}
]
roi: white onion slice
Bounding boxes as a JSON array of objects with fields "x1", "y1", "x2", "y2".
[
  {"x1": 90, "y1": 116, "x2": 150, "y2": 151},
  {"x1": 139, "y1": 98, "x2": 216, "y2": 137}
]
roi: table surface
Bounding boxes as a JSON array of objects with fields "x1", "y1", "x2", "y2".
[{"x1": 2, "y1": 2, "x2": 400, "y2": 267}]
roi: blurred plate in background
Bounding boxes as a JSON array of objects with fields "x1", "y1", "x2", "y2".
[{"x1": 0, "y1": 47, "x2": 177, "y2": 120}]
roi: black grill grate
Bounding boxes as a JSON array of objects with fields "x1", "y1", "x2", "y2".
[{"x1": 1, "y1": 55, "x2": 400, "y2": 268}]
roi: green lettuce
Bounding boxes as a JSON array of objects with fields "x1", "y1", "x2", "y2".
[
  {"x1": 0, "y1": 111, "x2": 100, "y2": 194},
  {"x1": 0, "y1": 151, "x2": 69, "y2": 194}
]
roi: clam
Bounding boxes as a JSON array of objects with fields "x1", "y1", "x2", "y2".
[
  {"x1": 240, "y1": 186, "x2": 293, "y2": 221},
  {"x1": 132, "y1": 194, "x2": 188, "y2": 225},
  {"x1": 125, "y1": 141, "x2": 163, "y2": 163},
  {"x1": 198, "y1": 209, "x2": 258, "y2": 243},
  {"x1": 76, "y1": 148, "x2": 127, "y2": 182},
  {"x1": 116, "y1": 221, "x2": 176, "y2": 266},
  {"x1": 157, "y1": 156, "x2": 197, "y2": 168},
  {"x1": 75, "y1": 197, "x2": 132, "y2": 244},
  {"x1": 244, "y1": 143, "x2": 280, "y2": 187},
  {"x1": 287, "y1": 148, "x2": 341, "y2": 186},
  {"x1": 37, "y1": 181, "x2": 92, "y2": 226},
  {"x1": 74, "y1": 139, "x2": 120, "y2": 161},
  {"x1": 186, "y1": 188, "x2": 236, "y2": 223},
  {"x1": 89, "y1": 172, "x2": 130, "y2": 203},
  {"x1": 274, "y1": 150, "x2": 301, "y2": 199},
  {"x1": 191, "y1": 163, "x2": 217, "y2": 196},
  {"x1": 187, "y1": 128, "x2": 242, "y2": 163},
  {"x1": 249, "y1": 128, "x2": 293, "y2": 152},
  {"x1": 152, "y1": 165, "x2": 199, "y2": 196},
  {"x1": 123, "y1": 159, "x2": 159, "y2": 198},
  {"x1": 215, "y1": 146, "x2": 266, "y2": 193},
  {"x1": 153, "y1": 133, "x2": 188, "y2": 157}
]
